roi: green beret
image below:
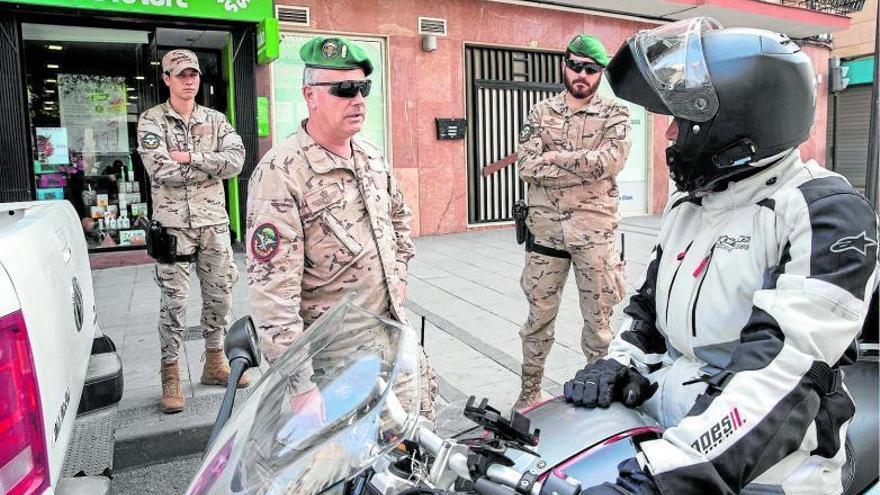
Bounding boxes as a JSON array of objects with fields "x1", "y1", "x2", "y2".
[
  {"x1": 566, "y1": 34, "x2": 610, "y2": 66},
  {"x1": 299, "y1": 37, "x2": 373, "y2": 76}
]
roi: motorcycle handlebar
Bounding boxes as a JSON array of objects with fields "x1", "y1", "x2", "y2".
[{"x1": 414, "y1": 427, "x2": 539, "y2": 495}]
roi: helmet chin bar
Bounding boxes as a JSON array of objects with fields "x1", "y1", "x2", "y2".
[
  {"x1": 666, "y1": 113, "x2": 769, "y2": 194},
  {"x1": 668, "y1": 138, "x2": 780, "y2": 194}
]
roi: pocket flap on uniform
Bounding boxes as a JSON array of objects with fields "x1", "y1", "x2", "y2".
[{"x1": 303, "y1": 183, "x2": 344, "y2": 214}]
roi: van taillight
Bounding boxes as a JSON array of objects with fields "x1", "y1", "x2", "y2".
[{"x1": 0, "y1": 311, "x2": 49, "y2": 495}]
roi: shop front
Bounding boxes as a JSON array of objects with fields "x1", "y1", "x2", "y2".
[{"x1": 0, "y1": 0, "x2": 269, "y2": 252}]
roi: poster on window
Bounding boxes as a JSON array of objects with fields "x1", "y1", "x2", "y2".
[
  {"x1": 34, "y1": 127, "x2": 70, "y2": 166},
  {"x1": 58, "y1": 74, "x2": 129, "y2": 162}
]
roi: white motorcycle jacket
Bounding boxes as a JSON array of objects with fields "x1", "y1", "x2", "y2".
[{"x1": 608, "y1": 150, "x2": 879, "y2": 494}]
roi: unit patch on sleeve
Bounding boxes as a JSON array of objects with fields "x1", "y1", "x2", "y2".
[
  {"x1": 519, "y1": 124, "x2": 533, "y2": 144},
  {"x1": 251, "y1": 223, "x2": 281, "y2": 262},
  {"x1": 141, "y1": 133, "x2": 162, "y2": 150}
]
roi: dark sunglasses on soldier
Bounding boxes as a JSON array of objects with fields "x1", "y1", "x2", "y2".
[
  {"x1": 564, "y1": 59, "x2": 604, "y2": 75},
  {"x1": 310, "y1": 79, "x2": 372, "y2": 98}
]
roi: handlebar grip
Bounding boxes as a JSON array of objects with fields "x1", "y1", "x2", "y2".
[{"x1": 474, "y1": 478, "x2": 518, "y2": 495}]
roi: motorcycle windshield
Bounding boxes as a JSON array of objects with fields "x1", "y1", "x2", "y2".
[{"x1": 190, "y1": 297, "x2": 421, "y2": 495}]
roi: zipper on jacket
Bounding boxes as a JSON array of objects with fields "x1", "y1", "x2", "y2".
[
  {"x1": 664, "y1": 241, "x2": 693, "y2": 324},
  {"x1": 691, "y1": 243, "x2": 717, "y2": 337}
]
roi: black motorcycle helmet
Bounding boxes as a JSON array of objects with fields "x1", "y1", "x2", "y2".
[{"x1": 606, "y1": 18, "x2": 816, "y2": 193}]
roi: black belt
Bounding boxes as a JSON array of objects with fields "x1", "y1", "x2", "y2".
[
  {"x1": 525, "y1": 233, "x2": 571, "y2": 259},
  {"x1": 176, "y1": 253, "x2": 198, "y2": 263},
  {"x1": 160, "y1": 252, "x2": 197, "y2": 264}
]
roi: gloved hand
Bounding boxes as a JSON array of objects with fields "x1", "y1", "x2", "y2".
[
  {"x1": 581, "y1": 458, "x2": 661, "y2": 495},
  {"x1": 563, "y1": 359, "x2": 657, "y2": 408}
]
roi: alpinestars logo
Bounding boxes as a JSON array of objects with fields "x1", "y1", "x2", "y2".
[
  {"x1": 691, "y1": 407, "x2": 745, "y2": 455},
  {"x1": 830, "y1": 231, "x2": 878, "y2": 256}
]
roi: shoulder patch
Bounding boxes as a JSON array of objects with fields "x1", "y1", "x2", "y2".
[
  {"x1": 251, "y1": 223, "x2": 281, "y2": 262},
  {"x1": 519, "y1": 124, "x2": 533, "y2": 144},
  {"x1": 141, "y1": 133, "x2": 161, "y2": 150}
]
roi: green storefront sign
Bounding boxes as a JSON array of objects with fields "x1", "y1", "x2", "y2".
[
  {"x1": 843, "y1": 57, "x2": 875, "y2": 86},
  {"x1": 0, "y1": 0, "x2": 273, "y2": 22},
  {"x1": 257, "y1": 17, "x2": 280, "y2": 65}
]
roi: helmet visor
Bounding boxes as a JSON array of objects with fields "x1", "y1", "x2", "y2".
[{"x1": 632, "y1": 17, "x2": 722, "y2": 122}]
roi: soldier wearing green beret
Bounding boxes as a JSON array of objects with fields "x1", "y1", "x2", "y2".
[
  {"x1": 515, "y1": 35, "x2": 632, "y2": 409},
  {"x1": 247, "y1": 37, "x2": 437, "y2": 432}
]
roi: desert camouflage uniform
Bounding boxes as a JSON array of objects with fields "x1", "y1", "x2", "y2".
[
  {"x1": 516, "y1": 92, "x2": 631, "y2": 401},
  {"x1": 137, "y1": 102, "x2": 245, "y2": 363},
  {"x1": 246, "y1": 122, "x2": 437, "y2": 419}
]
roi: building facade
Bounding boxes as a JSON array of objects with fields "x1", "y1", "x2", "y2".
[
  {"x1": 254, "y1": 0, "x2": 850, "y2": 236},
  {"x1": 828, "y1": 0, "x2": 877, "y2": 192},
  {"x1": 0, "y1": 0, "x2": 863, "y2": 249}
]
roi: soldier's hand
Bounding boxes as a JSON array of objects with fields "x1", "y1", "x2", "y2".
[
  {"x1": 291, "y1": 386, "x2": 325, "y2": 421},
  {"x1": 277, "y1": 387, "x2": 326, "y2": 447},
  {"x1": 169, "y1": 150, "x2": 191, "y2": 164}
]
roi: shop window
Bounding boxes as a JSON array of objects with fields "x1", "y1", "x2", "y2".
[
  {"x1": 23, "y1": 24, "x2": 153, "y2": 251},
  {"x1": 22, "y1": 24, "x2": 230, "y2": 252}
]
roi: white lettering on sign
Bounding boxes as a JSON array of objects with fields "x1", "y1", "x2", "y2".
[{"x1": 108, "y1": 0, "x2": 189, "y2": 9}]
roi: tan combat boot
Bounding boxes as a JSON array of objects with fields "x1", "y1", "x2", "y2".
[
  {"x1": 160, "y1": 362, "x2": 185, "y2": 414},
  {"x1": 201, "y1": 348, "x2": 251, "y2": 388},
  {"x1": 513, "y1": 365, "x2": 544, "y2": 411}
]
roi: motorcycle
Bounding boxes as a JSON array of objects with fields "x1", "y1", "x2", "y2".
[{"x1": 185, "y1": 295, "x2": 878, "y2": 495}]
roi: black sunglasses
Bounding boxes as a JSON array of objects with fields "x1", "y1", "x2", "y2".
[
  {"x1": 310, "y1": 79, "x2": 372, "y2": 98},
  {"x1": 564, "y1": 59, "x2": 604, "y2": 75}
]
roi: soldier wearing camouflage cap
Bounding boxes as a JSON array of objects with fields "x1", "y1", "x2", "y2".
[
  {"x1": 514, "y1": 34, "x2": 631, "y2": 409},
  {"x1": 246, "y1": 36, "x2": 437, "y2": 422},
  {"x1": 137, "y1": 48, "x2": 249, "y2": 414}
]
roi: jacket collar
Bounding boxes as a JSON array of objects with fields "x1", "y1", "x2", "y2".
[
  {"x1": 701, "y1": 149, "x2": 803, "y2": 210},
  {"x1": 548, "y1": 91, "x2": 604, "y2": 117},
  {"x1": 295, "y1": 119, "x2": 361, "y2": 174},
  {"x1": 162, "y1": 101, "x2": 207, "y2": 125}
]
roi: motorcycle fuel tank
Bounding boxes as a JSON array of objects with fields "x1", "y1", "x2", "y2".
[{"x1": 507, "y1": 398, "x2": 661, "y2": 484}]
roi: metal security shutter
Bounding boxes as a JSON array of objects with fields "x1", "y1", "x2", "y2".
[
  {"x1": 833, "y1": 85, "x2": 872, "y2": 189},
  {"x1": 466, "y1": 46, "x2": 563, "y2": 224},
  {"x1": 0, "y1": 16, "x2": 34, "y2": 202}
]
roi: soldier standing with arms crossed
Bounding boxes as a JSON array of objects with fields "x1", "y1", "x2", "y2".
[
  {"x1": 137, "y1": 49, "x2": 249, "y2": 414},
  {"x1": 246, "y1": 37, "x2": 437, "y2": 420},
  {"x1": 515, "y1": 35, "x2": 632, "y2": 409}
]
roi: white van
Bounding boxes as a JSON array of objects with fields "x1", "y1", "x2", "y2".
[{"x1": 0, "y1": 201, "x2": 122, "y2": 495}]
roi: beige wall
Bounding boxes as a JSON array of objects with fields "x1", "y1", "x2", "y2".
[{"x1": 833, "y1": 0, "x2": 877, "y2": 58}]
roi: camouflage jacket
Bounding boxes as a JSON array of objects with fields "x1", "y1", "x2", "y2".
[
  {"x1": 137, "y1": 102, "x2": 245, "y2": 228},
  {"x1": 517, "y1": 92, "x2": 631, "y2": 247},
  {"x1": 246, "y1": 123, "x2": 415, "y2": 362}
]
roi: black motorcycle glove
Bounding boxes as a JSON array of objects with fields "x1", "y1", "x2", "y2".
[
  {"x1": 563, "y1": 359, "x2": 657, "y2": 408},
  {"x1": 581, "y1": 457, "x2": 661, "y2": 495}
]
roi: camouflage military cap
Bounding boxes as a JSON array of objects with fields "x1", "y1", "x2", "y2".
[
  {"x1": 162, "y1": 49, "x2": 201, "y2": 76},
  {"x1": 566, "y1": 35, "x2": 610, "y2": 66},
  {"x1": 299, "y1": 36, "x2": 373, "y2": 76}
]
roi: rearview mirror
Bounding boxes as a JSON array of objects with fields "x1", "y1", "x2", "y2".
[{"x1": 225, "y1": 315, "x2": 261, "y2": 369}]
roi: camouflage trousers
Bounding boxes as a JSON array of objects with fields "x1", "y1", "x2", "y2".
[
  {"x1": 155, "y1": 224, "x2": 239, "y2": 364},
  {"x1": 519, "y1": 241, "x2": 626, "y2": 371}
]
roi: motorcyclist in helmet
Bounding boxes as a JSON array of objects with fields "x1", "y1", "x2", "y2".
[{"x1": 565, "y1": 18, "x2": 879, "y2": 495}]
